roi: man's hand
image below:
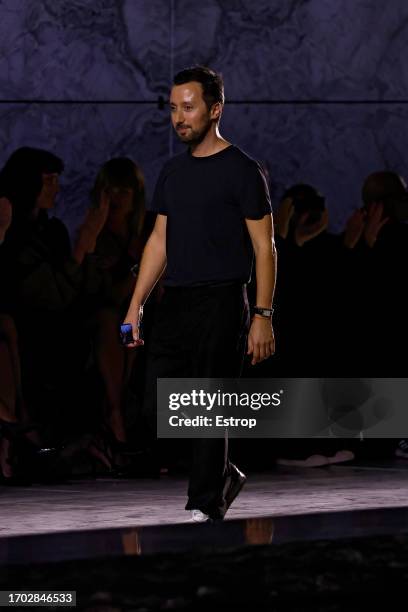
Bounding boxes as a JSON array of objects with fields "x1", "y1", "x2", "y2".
[
  {"x1": 294, "y1": 209, "x2": 329, "y2": 247},
  {"x1": 122, "y1": 305, "x2": 144, "y2": 348},
  {"x1": 343, "y1": 208, "x2": 366, "y2": 249},
  {"x1": 247, "y1": 316, "x2": 275, "y2": 366},
  {"x1": 0, "y1": 197, "x2": 12, "y2": 242},
  {"x1": 364, "y1": 202, "x2": 389, "y2": 248}
]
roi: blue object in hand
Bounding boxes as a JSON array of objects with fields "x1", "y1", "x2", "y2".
[{"x1": 119, "y1": 323, "x2": 134, "y2": 345}]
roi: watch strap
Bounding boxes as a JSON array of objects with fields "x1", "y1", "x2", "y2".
[{"x1": 253, "y1": 306, "x2": 274, "y2": 318}]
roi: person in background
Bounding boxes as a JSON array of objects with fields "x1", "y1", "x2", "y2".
[
  {"x1": 0, "y1": 147, "x2": 111, "y2": 473},
  {"x1": 273, "y1": 184, "x2": 355, "y2": 467},
  {"x1": 340, "y1": 172, "x2": 408, "y2": 374},
  {"x1": 342, "y1": 172, "x2": 408, "y2": 461},
  {"x1": 0, "y1": 196, "x2": 47, "y2": 483},
  {"x1": 90, "y1": 158, "x2": 154, "y2": 455}
]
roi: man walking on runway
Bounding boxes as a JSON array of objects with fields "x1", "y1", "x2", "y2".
[{"x1": 124, "y1": 65, "x2": 276, "y2": 522}]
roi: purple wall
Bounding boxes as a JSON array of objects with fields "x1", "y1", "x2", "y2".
[{"x1": 1, "y1": 0, "x2": 407, "y2": 235}]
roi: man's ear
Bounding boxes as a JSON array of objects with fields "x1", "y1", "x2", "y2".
[{"x1": 210, "y1": 102, "x2": 222, "y2": 121}]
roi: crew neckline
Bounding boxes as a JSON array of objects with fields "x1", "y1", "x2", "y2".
[{"x1": 188, "y1": 144, "x2": 235, "y2": 160}]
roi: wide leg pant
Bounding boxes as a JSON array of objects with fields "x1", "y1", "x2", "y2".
[{"x1": 143, "y1": 282, "x2": 249, "y2": 518}]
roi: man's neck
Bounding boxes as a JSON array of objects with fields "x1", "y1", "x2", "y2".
[{"x1": 190, "y1": 129, "x2": 230, "y2": 158}]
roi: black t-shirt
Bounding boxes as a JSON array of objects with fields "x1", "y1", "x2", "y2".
[{"x1": 148, "y1": 145, "x2": 271, "y2": 286}]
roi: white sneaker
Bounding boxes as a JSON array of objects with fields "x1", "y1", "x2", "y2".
[{"x1": 190, "y1": 509, "x2": 210, "y2": 523}]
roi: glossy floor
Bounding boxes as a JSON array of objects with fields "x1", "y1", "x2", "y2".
[{"x1": 2, "y1": 462, "x2": 408, "y2": 564}]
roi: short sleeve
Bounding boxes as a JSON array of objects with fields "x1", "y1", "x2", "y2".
[
  {"x1": 238, "y1": 161, "x2": 272, "y2": 219},
  {"x1": 147, "y1": 166, "x2": 168, "y2": 215}
]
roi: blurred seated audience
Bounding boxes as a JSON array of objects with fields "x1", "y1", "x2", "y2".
[
  {"x1": 2, "y1": 143, "x2": 407, "y2": 478},
  {"x1": 0, "y1": 147, "x2": 113, "y2": 474}
]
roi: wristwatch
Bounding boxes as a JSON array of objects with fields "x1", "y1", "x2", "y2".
[{"x1": 253, "y1": 306, "x2": 274, "y2": 318}]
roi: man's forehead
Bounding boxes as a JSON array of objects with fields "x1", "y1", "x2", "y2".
[{"x1": 170, "y1": 81, "x2": 204, "y2": 102}]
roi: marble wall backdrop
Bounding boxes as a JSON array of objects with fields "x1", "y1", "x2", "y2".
[
  {"x1": 0, "y1": 0, "x2": 407, "y2": 234},
  {"x1": 172, "y1": 0, "x2": 408, "y2": 101}
]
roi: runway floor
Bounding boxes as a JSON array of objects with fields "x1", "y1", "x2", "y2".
[{"x1": 2, "y1": 461, "x2": 408, "y2": 565}]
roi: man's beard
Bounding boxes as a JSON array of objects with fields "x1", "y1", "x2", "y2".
[{"x1": 175, "y1": 119, "x2": 212, "y2": 145}]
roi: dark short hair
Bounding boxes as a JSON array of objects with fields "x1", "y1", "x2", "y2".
[
  {"x1": 173, "y1": 65, "x2": 225, "y2": 110},
  {"x1": 282, "y1": 183, "x2": 326, "y2": 215},
  {"x1": 0, "y1": 146, "x2": 64, "y2": 220}
]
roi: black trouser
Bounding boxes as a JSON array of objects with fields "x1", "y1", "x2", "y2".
[{"x1": 143, "y1": 281, "x2": 250, "y2": 518}]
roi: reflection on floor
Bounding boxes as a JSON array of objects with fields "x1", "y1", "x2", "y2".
[{"x1": 0, "y1": 461, "x2": 408, "y2": 566}]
